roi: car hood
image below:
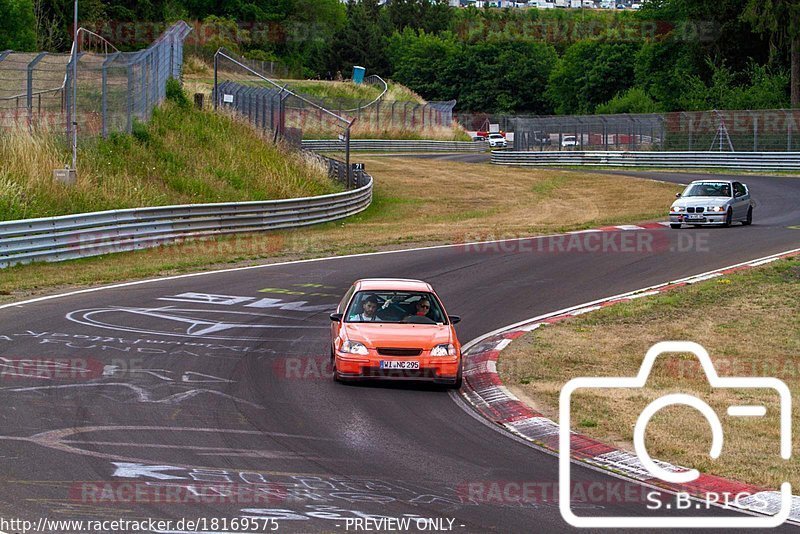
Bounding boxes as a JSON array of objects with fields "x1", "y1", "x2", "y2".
[
  {"x1": 343, "y1": 323, "x2": 453, "y2": 349},
  {"x1": 673, "y1": 197, "x2": 731, "y2": 207}
]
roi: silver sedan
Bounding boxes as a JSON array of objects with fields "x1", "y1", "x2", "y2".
[{"x1": 669, "y1": 180, "x2": 754, "y2": 228}]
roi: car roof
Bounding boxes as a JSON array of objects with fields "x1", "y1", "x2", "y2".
[
  {"x1": 355, "y1": 278, "x2": 433, "y2": 292},
  {"x1": 689, "y1": 179, "x2": 734, "y2": 184}
]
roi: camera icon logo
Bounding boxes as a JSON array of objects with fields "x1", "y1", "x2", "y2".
[{"x1": 559, "y1": 341, "x2": 792, "y2": 528}]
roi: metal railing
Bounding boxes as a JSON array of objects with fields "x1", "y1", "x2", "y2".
[
  {"x1": 0, "y1": 156, "x2": 372, "y2": 269},
  {"x1": 491, "y1": 150, "x2": 800, "y2": 171},
  {"x1": 302, "y1": 139, "x2": 486, "y2": 152}
]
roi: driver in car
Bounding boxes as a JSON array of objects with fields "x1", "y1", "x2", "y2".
[{"x1": 353, "y1": 295, "x2": 380, "y2": 322}]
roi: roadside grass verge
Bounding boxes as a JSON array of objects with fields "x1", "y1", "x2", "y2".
[
  {"x1": 0, "y1": 157, "x2": 678, "y2": 301},
  {"x1": 499, "y1": 255, "x2": 800, "y2": 490},
  {"x1": 0, "y1": 102, "x2": 337, "y2": 221},
  {"x1": 182, "y1": 66, "x2": 466, "y2": 141}
]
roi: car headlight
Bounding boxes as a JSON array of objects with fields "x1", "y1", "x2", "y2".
[
  {"x1": 708, "y1": 206, "x2": 726, "y2": 212},
  {"x1": 430, "y1": 343, "x2": 457, "y2": 357},
  {"x1": 671, "y1": 205, "x2": 685, "y2": 212},
  {"x1": 341, "y1": 340, "x2": 369, "y2": 355}
]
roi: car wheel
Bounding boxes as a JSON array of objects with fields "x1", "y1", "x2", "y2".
[
  {"x1": 670, "y1": 223, "x2": 681, "y2": 229},
  {"x1": 723, "y1": 208, "x2": 733, "y2": 228},
  {"x1": 743, "y1": 207, "x2": 753, "y2": 226}
]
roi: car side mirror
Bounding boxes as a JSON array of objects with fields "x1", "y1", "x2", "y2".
[
  {"x1": 675, "y1": 193, "x2": 682, "y2": 198},
  {"x1": 330, "y1": 313, "x2": 343, "y2": 322},
  {"x1": 449, "y1": 315, "x2": 461, "y2": 325}
]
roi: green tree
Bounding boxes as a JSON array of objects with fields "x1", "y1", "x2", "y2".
[
  {"x1": 546, "y1": 40, "x2": 638, "y2": 115},
  {"x1": 595, "y1": 88, "x2": 662, "y2": 114},
  {"x1": 0, "y1": 0, "x2": 36, "y2": 51},
  {"x1": 329, "y1": 0, "x2": 392, "y2": 75},
  {"x1": 744, "y1": 0, "x2": 800, "y2": 107}
]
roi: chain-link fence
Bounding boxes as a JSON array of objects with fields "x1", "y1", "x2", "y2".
[
  {"x1": 0, "y1": 22, "x2": 191, "y2": 140},
  {"x1": 510, "y1": 109, "x2": 800, "y2": 152}
]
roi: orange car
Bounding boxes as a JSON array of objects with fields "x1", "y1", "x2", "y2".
[{"x1": 329, "y1": 279, "x2": 462, "y2": 388}]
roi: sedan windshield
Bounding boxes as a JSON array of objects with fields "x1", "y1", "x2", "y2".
[
  {"x1": 682, "y1": 182, "x2": 731, "y2": 197},
  {"x1": 345, "y1": 291, "x2": 447, "y2": 324}
]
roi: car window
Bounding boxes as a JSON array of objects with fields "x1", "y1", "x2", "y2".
[
  {"x1": 733, "y1": 182, "x2": 747, "y2": 197},
  {"x1": 345, "y1": 291, "x2": 447, "y2": 324},
  {"x1": 683, "y1": 182, "x2": 732, "y2": 197},
  {"x1": 338, "y1": 285, "x2": 355, "y2": 313}
]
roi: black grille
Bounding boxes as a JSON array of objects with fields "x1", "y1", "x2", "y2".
[
  {"x1": 363, "y1": 367, "x2": 437, "y2": 378},
  {"x1": 377, "y1": 348, "x2": 423, "y2": 357},
  {"x1": 687, "y1": 207, "x2": 695, "y2": 213},
  {"x1": 697, "y1": 207, "x2": 704, "y2": 213}
]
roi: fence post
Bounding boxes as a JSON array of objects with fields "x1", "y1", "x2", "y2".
[
  {"x1": 688, "y1": 115, "x2": 693, "y2": 151},
  {"x1": 753, "y1": 114, "x2": 759, "y2": 151},
  {"x1": 375, "y1": 100, "x2": 380, "y2": 131},
  {"x1": 787, "y1": 110, "x2": 793, "y2": 151},
  {"x1": 101, "y1": 52, "x2": 119, "y2": 139},
  {"x1": 345, "y1": 124, "x2": 352, "y2": 189},
  {"x1": 27, "y1": 52, "x2": 47, "y2": 130},
  {"x1": 65, "y1": 56, "x2": 72, "y2": 143},
  {"x1": 213, "y1": 51, "x2": 218, "y2": 110},
  {"x1": 391, "y1": 101, "x2": 396, "y2": 129}
]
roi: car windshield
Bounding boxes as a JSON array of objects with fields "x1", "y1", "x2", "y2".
[
  {"x1": 682, "y1": 182, "x2": 732, "y2": 197},
  {"x1": 345, "y1": 291, "x2": 447, "y2": 324}
]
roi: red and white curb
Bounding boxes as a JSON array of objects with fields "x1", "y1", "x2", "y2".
[
  {"x1": 571, "y1": 222, "x2": 670, "y2": 233},
  {"x1": 459, "y1": 247, "x2": 800, "y2": 524}
]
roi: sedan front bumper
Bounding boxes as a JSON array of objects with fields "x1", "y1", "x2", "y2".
[{"x1": 669, "y1": 213, "x2": 727, "y2": 226}]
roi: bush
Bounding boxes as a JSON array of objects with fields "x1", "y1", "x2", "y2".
[
  {"x1": 596, "y1": 88, "x2": 662, "y2": 115},
  {"x1": 166, "y1": 78, "x2": 191, "y2": 109},
  {"x1": 131, "y1": 119, "x2": 151, "y2": 144}
]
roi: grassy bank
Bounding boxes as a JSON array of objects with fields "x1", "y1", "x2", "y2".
[
  {"x1": 499, "y1": 255, "x2": 800, "y2": 489},
  {"x1": 0, "y1": 98, "x2": 338, "y2": 221},
  {"x1": 0, "y1": 157, "x2": 678, "y2": 301},
  {"x1": 183, "y1": 58, "x2": 468, "y2": 141}
]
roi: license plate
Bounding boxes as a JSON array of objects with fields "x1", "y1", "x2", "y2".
[
  {"x1": 687, "y1": 214, "x2": 704, "y2": 220},
  {"x1": 380, "y1": 361, "x2": 420, "y2": 370}
]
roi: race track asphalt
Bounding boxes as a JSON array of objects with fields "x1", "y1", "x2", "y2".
[{"x1": 0, "y1": 166, "x2": 798, "y2": 533}]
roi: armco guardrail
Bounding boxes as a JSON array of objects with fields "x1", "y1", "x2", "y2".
[
  {"x1": 302, "y1": 139, "x2": 486, "y2": 153},
  {"x1": 491, "y1": 150, "x2": 800, "y2": 171},
  {"x1": 0, "y1": 162, "x2": 372, "y2": 268}
]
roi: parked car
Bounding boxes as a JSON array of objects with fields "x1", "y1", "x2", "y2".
[
  {"x1": 329, "y1": 279, "x2": 463, "y2": 388},
  {"x1": 487, "y1": 133, "x2": 508, "y2": 148},
  {"x1": 562, "y1": 135, "x2": 580, "y2": 148},
  {"x1": 669, "y1": 180, "x2": 754, "y2": 228}
]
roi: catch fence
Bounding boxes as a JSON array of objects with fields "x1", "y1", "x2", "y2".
[
  {"x1": 510, "y1": 110, "x2": 800, "y2": 152},
  {"x1": 0, "y1": 21, "x2": 192, "y2": 140}
]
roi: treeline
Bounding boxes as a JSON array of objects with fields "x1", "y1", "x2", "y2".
[{"x1": 3, "y1": 0, "x2": 798, "y2": 113}]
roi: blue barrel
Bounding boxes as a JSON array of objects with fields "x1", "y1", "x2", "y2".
[{"x1": 352, "y1": 66, "x2": 366, "y2": 84}]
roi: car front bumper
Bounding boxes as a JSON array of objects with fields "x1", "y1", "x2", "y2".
[
  {"x1": 335, "y1": 353, "x2": 460, "y2": 383},
  {"x1": 669, "y1": 213, "x2": 727, "y2": 225}
]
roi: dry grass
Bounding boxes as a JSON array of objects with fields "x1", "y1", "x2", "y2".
[
  {"x1": 0, "y1": 158, "x2": 677, "y2": 301},
  {"x1": 500, "y1": 257, "x2": 800, "y2": 489},
  {"x1": 0, "y1": 102, "x2": 337, "y2": 220},
  {"x1": 182, "y1": 67, "x2": 466, "y2": 140}
]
